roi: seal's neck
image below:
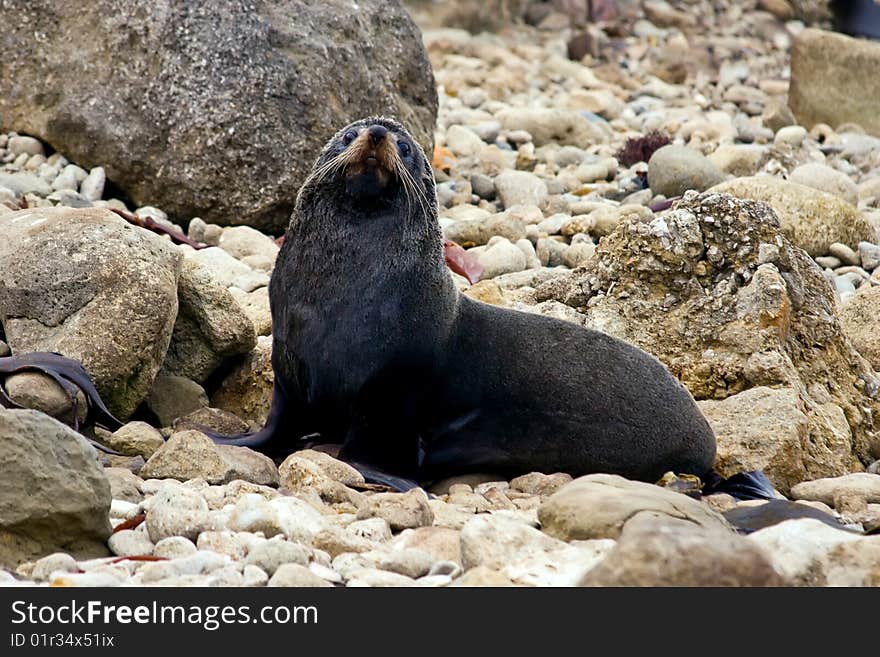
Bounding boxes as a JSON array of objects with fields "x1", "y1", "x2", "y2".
[{"x1": 289, "y1": 186, "x2": 447, "y2": 273}]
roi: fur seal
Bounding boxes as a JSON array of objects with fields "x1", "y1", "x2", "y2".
[{"x1": 211, "y1": 116, "x2": 718, "y2": 490}]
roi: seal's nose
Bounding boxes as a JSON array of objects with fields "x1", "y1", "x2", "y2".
[{"x1": 368, "y1": 125, "x2": 388, "y2": 146}]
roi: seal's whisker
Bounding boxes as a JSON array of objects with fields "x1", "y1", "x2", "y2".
[{"x1": 398, "y1": 162, "x2": 431, "y2": 224}]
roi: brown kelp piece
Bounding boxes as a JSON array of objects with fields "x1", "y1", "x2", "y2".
[{"x1": 109, "y1": 207, "x2": 208, "y2": 250}]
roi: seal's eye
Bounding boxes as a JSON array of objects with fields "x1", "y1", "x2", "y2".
[
  {"x1": 398, "y1": 140, "x2": 411, "y2": 157},
  {"x1": 342, "y1": 130, "x2": 358, "y2": 146}
]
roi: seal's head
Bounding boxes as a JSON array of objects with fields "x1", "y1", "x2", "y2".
[{"x1": 299, "y1": 116, "x2": 436, "y2": 220}]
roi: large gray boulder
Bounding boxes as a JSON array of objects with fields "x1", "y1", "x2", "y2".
[
  {"x1": 0, "y1": 0, "x2": 437, "y2": 233},
  {"x1": 0, "y1": 207, "x2": 181, "y2": 418},
  {"x1": 0, "y1": 409, "x2": 111, "y2": 567}
]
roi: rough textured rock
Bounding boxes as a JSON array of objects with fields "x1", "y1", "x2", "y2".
[
  {"x1": 355, "y1": 490, "x2": 434, "y2": 532},
  {"x1": 538, "y1": 474, "x2": 731, "y2": 541},
  {"x1": 0, "y1": 409, "x2": 111, "y2": 567},
  {"x1": 140, "y1": 430, "x2": 279, "y2": 486},
  {"x1": 460, "y1": 512, "x2": 614, "y2": 585},
  {"x1": 291, "y1": 450, "x2": 365, "y2": 487},
  {"x1": 709, "y1": 176, "x2": 873, "y2": 256},
  {"x1": 699, "y1": 387, "x2": 813, "y2": 496},
  {"x1": 789, "y1": 28, "x2": 880, "y2": 137},
  {"x1": 105, "y1": 468, "x2": 144, "y2": 504},
  {"x1": 392, "y1": 526, "x2": 462, "y2": 566},
  {"x1": 161, "y1": 259, "x2": 256, "y2": 383},
  {"x1": 0, "y1": 0, "x2": 437, "y2": 232},
  {"x1": 103, "y1": 421, "x2": 165, "y2": 460},
  {"x1": 839, "y1": 286, "x2": 880, "y2": 371},
  {"x1": 0, "y1": 207, "x2": 181, "y2": 418},
  {"x1": 171, "y1": 407, "x2": 250, "y2": 435},
  {"x1": 146, "y1": 375, "x2": 209, "y2": 427},
  {"x1": 580, "y1": 513, "x2": 786, "y2": 586},
  {"x1": 268, "y1": 563, "x2": 333, "y2": 587},
  {"x1": 747, "y1": 518, "x2": 869, "y2": 585},
  {"x1": 210, "y1": 336, "x2": 273, "y2": 430},
  {"x1": 536, "y1": 192, "x2": 879, "y2": 473},
  {"x1": 790, "y1": 473, "x2": 880, "y2": 505}
]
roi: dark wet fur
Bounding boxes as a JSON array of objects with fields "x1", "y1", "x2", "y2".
[
  {"x1": 831, "y1": 0, "x2": 880, "y2": 39},
  {"x1": 208, "y1": 116, "x2": 718, "y2": 489}
]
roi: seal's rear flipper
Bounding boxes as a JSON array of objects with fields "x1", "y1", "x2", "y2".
[
  {"x1": 0, "y1": 351, "x2": 126, "y2": 454},
  {"x1": 0, "y1": 351, "x2": 124, "y2": 432},
  {"x1": 702, "y1": 469, "x2": 777, "y2": 501},
  {"x1": 345, "y1": 461, "x2": 421, "y2": 492},
  {"x1": 202, "y1": 383, "x2": 302, "y2": 454}
]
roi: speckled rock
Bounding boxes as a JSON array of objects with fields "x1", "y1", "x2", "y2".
[
  {"x1": 494, "y1": 170, "x2": 549, "y2": 209},
  {"x1": 210, "y1": 336, "x2": 273, "y2": 430},
  {"x1": 580, "y1": 513, "x2": 785, "y2": 586},
  {"x1": 145, "y1": 375, "x2": 209, "y2": 427},
  {"x1": 0, "y1": 207, "x2": 181, "y2": 418},
  {"x1": 226, "y1": 494, "x2": 326, "y2": 543},
  {"x1": 789, "y1": 162, "x2": 859, "y2": 205},
  {"x1": 496, "y1": 108, "x2": 606, "y2": 147},
  {"x1": 789, "y1": 28, "x2": 880, "y2": 138},
  {"x1": 699, "y1": 387, "x2": 814, "y2": 496},
  {"x1": 790, "y1": 474, "x2": 880, "y2": 506},
  {"x1": 102, "y1": 421, "x2": 165, "y2": 460},
  {"x1": 144, "y1": 484, "x2": 210, "y2": 543},
  {"x1": 104, "y1": 468, "x2": 144, "y2": 504},
  {"x1": 160, "y1": 258, "x2": 256, "y2": 383},
  {"x1": 537, "y1": 191, "x2": 879, "y2": 473},
  {"x1": 460, "y1": 513, "x2": 614, "y2": 586},
  {"x1": 268, "y1": 563, "x2": 333, "y2": 587},
  {"x1": 245, "y1": 536, "x2": 310, "y2": 576},
  {"x1": 355, "y1": 489, "x2": 434, "y2": 532},
  {"x1": 709, "y1": 176, "x2": 873, "y2": 256},
  {"x1": 747, "y1": 518, "x2": 870, "y2": 585},
  {"x1": 839, "y1": 286, "x2": 880, "y2": 371},
  {"x1": 0, "y1": 409, "x2": 111, "y2": 567},
  {"x1": 2, "y1": 371, "x2": 87, "y2": 426},
  {"x1": 0, "y1": 0, "x2": 437, "y2": 232},
  {"x1": 140, "y1": 430, "x2": 279, "y2": 486},
  {"x1": 538, "y1": 474, "x2": 731, "y2": 541}
]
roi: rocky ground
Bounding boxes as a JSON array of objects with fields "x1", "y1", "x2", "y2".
[{"x1": 1, "y1": 0, "x2": 880, "y2": 586}]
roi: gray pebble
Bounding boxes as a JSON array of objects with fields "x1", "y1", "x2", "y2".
[
  {"x1": 470, "y1": 173, "x2": 496, "y2": 200},
  {"x1": 828, "y1": 243, "x2": 860, "y2": 266},
  {"x1": 8, "y1": 135, "x2": 44, "y2": 157},
  {"x1": 815, "y1": 256, "x2": 842, "y2": 269},
  {"x1": 858, "y1": 241, "x2": 880, "y2": 271},
  {"x1": 834, "y1": 275, "x2": 857, "y2": 296},
  {"x1": 80, "y1": 166, "x2": 106, "y2": 201}
]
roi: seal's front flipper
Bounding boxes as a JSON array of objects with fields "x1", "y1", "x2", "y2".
[
  {"x1": 703, "y1": 469, "x2": 777, "y2": 501},
  {"x1": 203, "y1": 383, "x2": 305, "y2": 454}
]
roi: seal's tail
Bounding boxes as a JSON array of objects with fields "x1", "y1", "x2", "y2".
[{"x1": 702, "y1": 469, "x2": 776, "y2": 501}]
